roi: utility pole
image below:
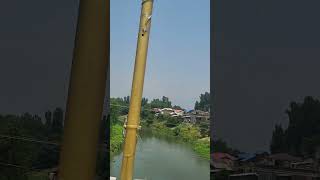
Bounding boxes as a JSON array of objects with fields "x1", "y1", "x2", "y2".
[
  {"x1": 119, "y1": 0, "x2": 154, "y2": 180},
  {"x1": 57, "y1": 0, "x2": 108, "y2": 180}
]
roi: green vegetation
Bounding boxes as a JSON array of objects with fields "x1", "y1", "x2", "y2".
[
  {"x1": 195, "y1": 92, "x2": 210, "y2": 112},
  {"x1": 150, "y1": 120, "x2": 210, "y2": 159},
  {"x1": 270, "y1": 96, "x2": 320, "y2": 157},
  {"x1": 0, "y1": 108, "x2": 109, "y2": 180},
  {"x1": 110, "y1": 97, "x2": 126, "y2": 156},
  {"x1": 0, "y1": 110, "x2": 63, "y2": 179},
  {"x1": 150, "y1": 122, "x2": 175, "y2": 137},
  {"x1": 110, "y1": 124, "x2": 124, "y2": 156},
  {"x1": 147, "y1": 93, "x2": 210, "y2": 159},
  {"x1": 110, "y1": 93, "x2": 211, "y2": 160},
  {"x1": 193, "y1": 138, "x2": 210, "y2": 159},
  {"x1": 150, "y1": 96, "x2": 172, "y2": 109}
]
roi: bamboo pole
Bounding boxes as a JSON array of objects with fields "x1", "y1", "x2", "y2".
[
  {"x1": 57, "y1": 0, "x2": 109, "y2": 179},
  {"x1": 119, "y1": 1, "x2": 154, "y2": 180}
]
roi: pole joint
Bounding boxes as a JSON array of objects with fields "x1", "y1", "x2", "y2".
[{"x1": 124, "y1": 124, "x2": 142, "y2": 130}]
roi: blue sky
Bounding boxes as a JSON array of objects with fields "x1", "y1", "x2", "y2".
[{"x1": 111, "y1": 0, "x2": 210, "y2": 110}]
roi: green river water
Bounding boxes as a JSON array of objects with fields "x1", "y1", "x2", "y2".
[{"x1": 110, "y1": 130, "x2": 210, "y2": 180}]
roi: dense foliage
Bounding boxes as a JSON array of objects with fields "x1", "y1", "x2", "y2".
[
  {"x1": 110, "y1": 124, "x2": 124, "y2": 156},
  {"x1": 0, "y1": 108, "x2": 109, "y2": 180},
  {"x1": 150, "y1": 96, "x2": 172, "y2": 109},
  {"x1": 0, "y1": 109, "x2": 63, "y2": 179},
  {"x1": 270, "y1": 96, "x2": 320, "y2": 157},
  {"x1": 195, "y1": 92, "x2": 210, "y2": 112}
]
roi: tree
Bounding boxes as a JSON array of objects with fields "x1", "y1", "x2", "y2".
[
  {"x1": 123, "y1": 96, "x2": 130, "y2": 104},
  {"x1": 141, "y1": 98, "x2": 148, "y2": 107},
  {"x1": 213, "y1": 139, "x2": 230, "y2": 153},
  {"x1": 270, "y1": 124, "x2": 287, "y2": 153},
  {"x1": 162, "y1": 96, "x2": 172, "y2": 108},
  {"x1": 172, "y1": 105, "x2": 183, "y2": 110},
  {"x1": 270, "y1": 96, "x2": 320, "y2": 156},
  {"x1": 52, "y1": 108, "x2": 64, "y2": 139},
  {"x1": 198, "y1": 120, "x2": 210, "y2": 137},
  {"x1": 150, "y1": 96, "x2": 172, "y2": 108},
  {"x1": 165, "y1": 116, "x2": 181, "y2": 128},
  {"x1": 110, "y1": 98, "x2": 121, "y2": 124},
  {"x1": 45, "y1": 110, "x2": 52, "y2": 129},
  {"x1": 195, "y1": 92, "x2": 210, "y2": 112},
  {"x1": 0, "y1": 115, "x2": 42, "y2": 179}
]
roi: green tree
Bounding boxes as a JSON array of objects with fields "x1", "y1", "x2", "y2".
[
  {"x1": 45, "y1": 110, "x2": 52, "y2": 129},
  {"x1": 150, "y1": 96, "x2": 172, "y2": 108},
  {"x1": 270, "y1": 124, "x2": 287, "y2": 153},
  {"x1": 123, "y1": 96, "x2": 130, "y2": 104},
  {"x1": 0, "y1": 115, "x2": 41, "y2": 179},
  {"x1": 270, "y1": 96, "x2": 320, "y2": 156},
  {"x1": 165, "y1": 116, "x2": 182, "y2": 128},
  {"x1": 52, "y1": 108, "x2": 63, "y2": 131},
  {"x1": 172, "y1": 105, "x2": 183, "y2": 110},
  {"x1": 162, "y1": 96, "x2": 172, "y2": 108},
  {"x1": 195, "y1": 92, "x2": 210, "y2": 111},
  {"x1": 213, "y1": 139, "x2": 233, "y2": 153},
  {"x1": 198, "y1": 120, "x2": 210, "y2": 137},
  {"x1": 142, "y1": 97, "x2": 148, "y2": 107}
]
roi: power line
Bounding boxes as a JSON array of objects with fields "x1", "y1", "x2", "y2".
[
  {"x1": 0, "y1": 161, "x2": 52, "y2": 176},
  {"x1": 0, "y1": 134, "x2": 108, "y2": 150},
  {"x1": 0, "y1": 162, "x2": 31, "y2": 170},
  {"x1": 0, "y1": 134, "x2": 59, "y2": 145}
]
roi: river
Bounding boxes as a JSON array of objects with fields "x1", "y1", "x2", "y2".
[{"x1": 110, "y1": 130, "x2": 210, "y2": 180}]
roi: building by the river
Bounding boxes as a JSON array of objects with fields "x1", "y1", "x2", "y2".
[{"x1": 211, "y1": 152, "x2": 320, "y2": 180}]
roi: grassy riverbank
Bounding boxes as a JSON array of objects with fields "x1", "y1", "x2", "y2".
[
  {"x1": 193, "y1": 138, "x2": 210, "y2": 159},
  {"x1": 110, "y1": 124, "x2": 124, "y2": 156},
  {"x1": 150, "y1": 122, "x2": 210, "y2": 160}
]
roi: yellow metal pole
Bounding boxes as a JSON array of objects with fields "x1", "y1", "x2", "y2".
[
  {"x1": 119, "y1": 0, "x2": 154, "y2": 180},
  {"x1": 57, "y1": 0, "x2": 109, "y2": 179}
]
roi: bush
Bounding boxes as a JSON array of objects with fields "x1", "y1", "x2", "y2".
[{"x1": 110, "y1": 124, "x2": 124, "y2": 155}]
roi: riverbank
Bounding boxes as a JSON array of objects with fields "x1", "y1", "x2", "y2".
[
  {"x1": 110, "y1": 124, "x2": 124, "y2": 156},
  {"x1": 150, "y1": 122, "x2": 210, "y2": 160},
  {"x1": 110, "y1": 122, "x2": 210, "y2": 160}
]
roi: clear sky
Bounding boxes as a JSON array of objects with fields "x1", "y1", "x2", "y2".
[{"x1": 110, "y1": 0, "x2": 210, "y2": 110}]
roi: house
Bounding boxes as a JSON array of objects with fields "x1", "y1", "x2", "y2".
[
  {"x1": 291, "y1": 158, "x2": 315, "y2": 170},
  {"x1": 267, "y1": 153, "x2": 302, "y2": 168},
  {"x1": 152, "y1": 107, "x2": 186, "y2": 118},
  {"x1": 211, "y1": 152, "x2": 237, "y2": 172},
  {"x1": 174, "y1": 109, "x2": 184, "y2": 116},
  {"x1": 182, "y1": 115, "x2": 197, "y2": 124},
  {"x1": 231, "y1": 152, "x2": 320, "y2": 180},
  {"x1": 250, "y1": 165, "x2": 320, "y2": 180},
  {"x1": 182, "y1": 109, "x2": 210, "y2": 123},
  {"x1": 152, "y1": 108, "x2": 162, "y2": 113},
  {"x1": 160, "y1": 108, "x2": 175, "y2": 115},
  {"x1": 188, "y1": 110, "x2": 210, "y2": 122}
]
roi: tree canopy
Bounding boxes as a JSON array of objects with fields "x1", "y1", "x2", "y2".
[
  {"x1": 195, "y1": 92, "x2": 210, "y2": 112},
  {"x1": 270, "y1": 96, "x2": 320, "y2": 157}
]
